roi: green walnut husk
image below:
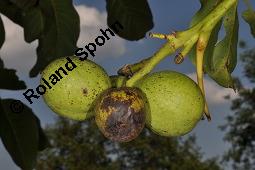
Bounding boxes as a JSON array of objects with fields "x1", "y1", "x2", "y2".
[
  {"x1": 135, "y1": 71, "x2": 205, "y2": 137},
  {"x1": 41, "y1": 56, "x2": 111, "y2": 120}
]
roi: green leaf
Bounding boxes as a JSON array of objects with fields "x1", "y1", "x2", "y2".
[
  {"x1": 106, "y1": 0, "x2": 154, "y2": 41},
  {"x1": 0, "y1": 57, "x2": 26, "y2": 90},
  {"x1": 203, "y1": 21, "x2": 222, "y2": 72},
  {"x1": 189, "y1": 1, "x2": 238, "y2": 88},
  {"x1": 190, "y1": 0, "x2": 222, "y2": 27},
  {"x1": 188, "y1": 0, "x2": 222, "y2": 64},
  {"x1": 22, "y1": 7, "x2": 44, "y2": 43},
  {"x1": 0, "y1": 99, "x2": 48, "y2": 170},
  {"x1": 242, "y1": 9, "x2": 255, "y2": 38},
  {"x1": 29, "y1": 0, "x2": 80, "y2": 77},
  {"x1": 9, "y1": 0, "x2": 37, "y2": 9},
  {"x1": 0, "y1": 16, "x2": 5, "y2": 48},
  {"x1": 0, "y1": 0, "x2": 23, "y2": 26},
  {"x1": 206, "y1": 3, "x2": 239, "y2": 88},
  {"x1": 0, "y1": 1, "x2": 44, "y2": 43},
  {"x1": 36, "y1": 117, "x2": 50, "y2": 151}
]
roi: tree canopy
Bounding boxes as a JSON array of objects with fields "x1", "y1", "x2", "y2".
[
  {"x1": 221, "y1": 45, "x2": 255, "y2": 170},
  {"x1": 37, "y1": 118, "x2": 221, "y2": 170}
]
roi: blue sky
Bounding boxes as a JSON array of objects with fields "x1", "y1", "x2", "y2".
[{"x1": 0, "y1": 0, "x2": 254, "y2": 169}]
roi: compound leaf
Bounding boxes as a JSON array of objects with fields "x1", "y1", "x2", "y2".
[
  {"x1": 206, "y1": 3, "x2": 239, "y2": 88},
  {"x1": 29, "y1": 0, "x2": 80, "y2": 77},
  {"x1": 189, "y1": 1, "x2": 238, "y2": 88},
  {"x1": 189, "y1": 0, "x2": 222, "y2": 65},
  {"x1": 0, "y1": 58, "x2": 26, "y2": 90},
  {"x1": 190, "y1": 0, "x2": 222, "y2": 26},
  {"x1": 35, "y1": 116, "x2": 51, "y2": 151},
  {"x1": 106, "y1": 0, "x2": 154, "y2": 41},
  {"x1": 0, "y1": 16, "x2": 5, "y2": 48},
  {"x1": 0, "y1": 99, "x2": 49, "y2": 170},
  {"x1": 0, "y1": 0, "x2": 23, "y2": 26},
  {"x1": 22, "y1": 7, "x2": 44, "y2": 43},
  {"x1": 9, "y1": 0, "x2": 37, "y2": 9},
  {"x1": 242, "y1": 9, "x2": 255, "y2": 38},
  {"x1": 0, "y1": 1, "x2": 44, "y2": 43},
  {"x1": 0, "y1": 12, "x2": 26, "y2": 90}
]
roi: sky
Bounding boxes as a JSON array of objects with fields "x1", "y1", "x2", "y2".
[{"x1": 0, "y1": 0, "x2": 254, "y2": 169}]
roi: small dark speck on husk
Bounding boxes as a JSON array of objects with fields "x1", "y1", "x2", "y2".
[{"x1": 82, "y1": 88, "x2": 88, "y2": 96}]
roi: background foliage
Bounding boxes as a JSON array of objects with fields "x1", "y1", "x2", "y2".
[
  {"x1": 221, "y1": 44, "x2": 255, "y2": 170},
  {"x1": 36, "y1": 118, "x2": 221, "y2": 170}
]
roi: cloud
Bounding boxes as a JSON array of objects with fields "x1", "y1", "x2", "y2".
[
  {"x1": 0, "y1": 14, "x2": 37, "y2": 76},
  {"x1": 187, "y1": 73, "x2": 239, "y2": 106},
  {"x1": 0, "y1": 5, "x2": 126, "y2": 75},
  {"x1": 76, "y1": 5, "x2": 126, "y2": 59},
  {"x1": 0, "y1": 140, "x2": 19, "y2": 170}
]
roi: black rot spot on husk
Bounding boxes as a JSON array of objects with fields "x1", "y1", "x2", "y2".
[
  {"x1": 100, "y1": 89, "x2": 133, "y2": 113},
  {"x1": 105, "y1": 106, "x2": 145, "y2": 142},
  {"x1": 98, "y1": 88, "x2": 146, "y2": 142}
]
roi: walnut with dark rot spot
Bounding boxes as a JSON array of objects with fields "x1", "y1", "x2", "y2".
[{"x1": 95, "y1": 87, "x2": 147, "y2": 142}]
